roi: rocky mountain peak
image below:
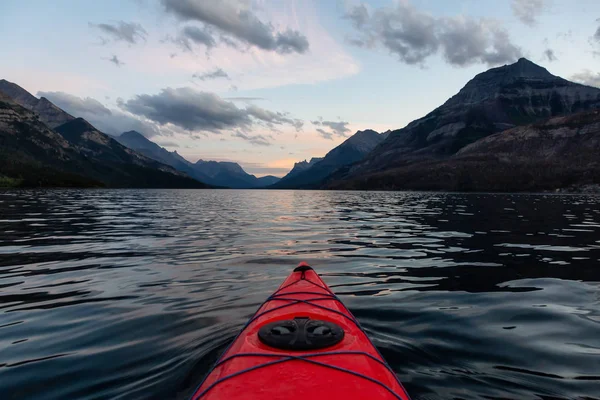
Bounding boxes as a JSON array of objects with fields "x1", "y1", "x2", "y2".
[
  {"x1": 61, "y1": 117, "x2": 95, "y2": 132},
  {"x1": 344, "y1": 129, "x2": 386, "y2": 153},
  {"x1": 0, "y1": 79, "x2": 40, "y2": 109},
  {"x1": 443, "y1": 58, "x2": 575, "y2": 108},
  {"x1": 470, "y1": 58, "x2": 554, "y2": 85},
  {"x1": 121, "y1": 130, "x2": 146, "y2": 139},
  {"x1": 0, "y1": 80, "x2": 74, "y2": 128}
]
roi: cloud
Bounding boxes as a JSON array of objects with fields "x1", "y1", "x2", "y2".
[
  {"x1": 105, "y1": 55, "x2": 125, "y2": 67},
  {"x1": 226, "y1": 97, "x2": 265, "y2": 102},
  {"x1": 38, "y1": 91, "x2": 111, "y2": 117},
  {"x1": 155, "y1": 140, "x2": 180, "y2": 148},
  {"x1": 345, "y1": 4, "x2": 369, "y2": 29},
  {"x1": 312, "y1": 118, "x2": 351, "y2": 138},
  {"x1": 273, "y1": 29, "x2": 310, "y2": 54},
  {"x1": 122, "y1": 88, "x2": 249, "y2": 131},
  {"x1": 120, "y1": 87, "x2": 303, "y2": 133},
  {"x1": 316, "y1": 128, "x2": 333, "y2": 140},
  {"x1": 192, "y1": 67, "x2": 230, "y2": 80},
  {"x1": 345, "y1": 1, "x2": 522, "y2": 67},
  {"x1": 511, "y1": 0, "x2": 548, "y2": 26},
  {"x1": 570, "y1": 70, "x2": 600, "y2": 88},
  {"x1": 39, "y1": 91, "x2": 161, "y2": 137},
  {"x1": 594, "y1": 19, "x2": 600, "y2": 43},
  {"x1": 438, "y1": 17, "x2": 522, "y2": 67},
  {"x1": 232, "y1": 131, "x2": 271, "y2": 146},
  {"x1": 171, "y1": 25, "x2": 217, "y2": 52},
  {"x1": 161, "y1": 0, "x2": 309, "y2": 54},
  {"x1": 543, "y1": 48, "x2": 557, "y2": 62},
  {"x1": 90, "y1": 21, "x2": 148, "y2": 44},
  {"x1": 246, "y1": 105, "x2": 303, "y2": 131}
]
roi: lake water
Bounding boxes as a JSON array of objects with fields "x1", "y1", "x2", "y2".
[{"x1": 0, "y1": 189, "x2": 599, "y2": 400}]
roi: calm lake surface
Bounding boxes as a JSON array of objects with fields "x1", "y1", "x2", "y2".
[{"x1": 0, "y1": 189, "x2": 599, "y2": 400}]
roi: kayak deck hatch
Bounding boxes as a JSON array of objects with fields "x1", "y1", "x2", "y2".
[{"x1": 190, "y1": 263, "x2": 411, "y2": 400}]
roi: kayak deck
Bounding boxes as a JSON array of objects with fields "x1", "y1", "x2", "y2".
[{"x1": 191, "y1": 264, "x2": 410, "y2": 400}]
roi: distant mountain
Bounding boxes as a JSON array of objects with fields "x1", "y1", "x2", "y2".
[
  {"x1": 117, "y1": 131, "x2": 191, "y2": 171},
  {"x1": 115, "y1": 130, "x2": 212, "y2": 182},
  {"x1": 0, "y1": 81, "x2": 209, "y2": 188},
  {"x1": 327, "y1": 109, "x2": 600, "y2": 192},
  {"x1": 256, "y1": 175, "x2": 280, "y2": 186},
  {"x1": 331, "y1": 58, "x2": 600, "y2": 188},
  {"x1": 281, "y1": 157, "x2": 323, "y2": 181},
  {"x1": 0, "y1": 79, "x2": 74, "y2": 128},
  {"x1": 193, "y1": 160, "x2": 278, "y2": 188},
  {"x1": 272, "y1": 129, "x2": 387, "y2": 188},
  {"x1": 116, "y1": 130, "x2": 279, "y2": 188}
]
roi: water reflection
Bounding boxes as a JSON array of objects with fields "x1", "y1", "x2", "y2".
[{"x1": 0, "y1": 190, "x2": 599, "y2": 399}]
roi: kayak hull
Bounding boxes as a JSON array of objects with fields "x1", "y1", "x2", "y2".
[{"x1": 191, "y1": 264, "x2": 410, "y2": 400}]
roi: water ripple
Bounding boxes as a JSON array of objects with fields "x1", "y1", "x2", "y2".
[{"x1": 0, "y1": 190, "x2": 599, "y2": 399}]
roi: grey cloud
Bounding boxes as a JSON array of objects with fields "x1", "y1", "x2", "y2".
[
  {"x1": 345, "y1": 4, "x2": 369, "y2": 29},
  {"x1": 312, "y1": 118, "x2": 351, "y2": 138},
  {"x1": 378, "y1": 4, "x2": 438, "y2": 64},
  {"x1": 102, "y1": 112, "x2": 162, "y2": 137},
  {"x1": 232, "y1": 131, "x2": 271, "y2": 146},
  {"x1": 511, "y1": 0, "x2": 548, "y2": 26},
  {"x1": 193, "y1": 68, "x2": 230, "y2": 81},
  {"x1": 571, "y1": 70, "x2": 600, "y2": 88},
  {"x1": 90, "y1": 21, "x2": 147, "y2": 44},
  {"x1": 161, "y1": 0, "x2": 309, "y2": 54},
  {"x1": 226, "y1": 97, "x2": 265, "y2": 102},
  {"x1": 274, "y1": 30, "x2": 310, "y2": 54},
  {"x1": 219, "y1": 33, "x2": 245, "y2": 50},
  {"x1": 543, "y1": 48, "x2": 557, "y2": 62},
  {"x1": 122, "y1": 88, "x2": 251, "y2": 131},
  {"x1": 316, "y1": 128, "x2": 333, "y2": 140},
  {"x1": 38, "y1": 91, "x2": 111, "y2": 117},
  {"x1": 246, "y1": 105, "x2": 303, "y2": 131},
  {"x1": 120, "y1": 87, "x2": 303, "y2": 133},
  {"x1": 345, "y1": 2, "x2": 522, "y2": 67},
  {"x1": 106, "y1": 55, "x2": 125, "y2": 67},
  {"x1": 39, "y1": 91, "x2": 161, "y2": 137},
  {"x1": 155, "y1": 140, "x2": 180, "y2": 148},
  {"x1": 439, "y1": 18, "x2": 521, "y2": 67},
  {"x1": 174, "y1": 26, "x2": 217, "y2": 51},
  {"x1": 594, "y1": 19, "x2": 600, "y2": 43}
]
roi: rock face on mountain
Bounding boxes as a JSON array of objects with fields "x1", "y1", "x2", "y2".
[
  {"x1": 341, "y1": 58, "x2": 600, "y2": 182},
  {"x1": 0, "y1": 92, "x2": 93, "y2": 187},
  {"x1": 116, "y1": 130, "x2": 279, "y2": 188},
  {"x1": 327, "y1": 109, "x2": 600, "y2": 192},
  {"x1": 272, "y1": 129, "x2": 387, "y2": 188},
  {"x1": 0, "y1": 79, "x2": 74, "y2": 128},
  {"x1": 115, "y1": 130, "x2": 208, "y2": 179},
  {"x1": 55, "y1": 119, "x2": 175, "y2": 171},
  {"x1": 0, "y1": 83, "x2": 208, "y2": 188},
  {"x1": 282, "y1": 158, "x2": 324, "y2": 181}
]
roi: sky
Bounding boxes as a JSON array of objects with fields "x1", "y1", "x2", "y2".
[{"x1": 1, "y1": 0, "x2": 599, "y2": 177}]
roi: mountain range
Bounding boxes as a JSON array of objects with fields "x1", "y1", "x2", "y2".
[
  {"x1": 0, "y1": 81, "x2": 208, "y2": 188},
  {"x1": 324, "y1": 58, "x2": 600, "y2": 191},
  {"x1": 272, "y1": 129, "x2": 388, "y2": 188},
  {"x1": 2, "y1": 57, "x2": 600, "y2": 191},
  {"x1": 116, "y1": 130, "x2": 279, "y2": 188}
]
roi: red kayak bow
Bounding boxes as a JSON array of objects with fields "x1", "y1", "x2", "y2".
[{"x1": 190, "y1": 262, "x2": 411, "y2": 400}]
